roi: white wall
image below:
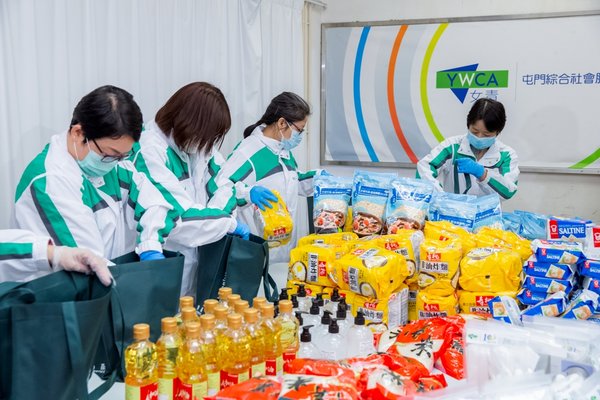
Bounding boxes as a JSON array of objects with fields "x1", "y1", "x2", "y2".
[{"x1": 304, "y1": 0, "x2": 600, "y2": 221}]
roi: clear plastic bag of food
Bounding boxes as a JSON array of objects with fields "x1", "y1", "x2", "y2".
[
  {"x1": 428, "y1": 193, "x2": 478, "y2": 232},
  {"x1": 418, "y1": 239, "x2": 462, "y2": 296},
  {"x1": 385, "y1": 178, "x2": 434, "y2": 232},
  {"x1": 471, "y1": 194, "x2": 503, "y2": 232},
  {"x1": 254, "y1": 189, "x2": 293, "y2": 248},
  {"x1": 352, "y1": 171, "x2": 396, "y2": 237},
  {"x1": 313, "y1": 175, "x2": 353, "y2": 234},
  {"x1": 515, "y1": 210, "x2": 548, "y2": 240},
  {"x1": 458, "y1": 248, "x2": 522, "y2": 293}
]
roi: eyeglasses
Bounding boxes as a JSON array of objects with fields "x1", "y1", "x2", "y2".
[
  {"x1": 91, "y1": 139, "x2": 133, "y2": 163},
  {"x1": 286, "y1": 120, "x2": 306, "y2": 135}
]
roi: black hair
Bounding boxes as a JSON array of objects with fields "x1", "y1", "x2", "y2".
[
  {"x1": 70, "y1": 85, "x2": 143, "y2": 141},
  {"x1": 466, "y1": 98, "x2": 506, "y2": 134},
  {"x1": 243, "y1": 92, "x2": 311, "y2": 138}
]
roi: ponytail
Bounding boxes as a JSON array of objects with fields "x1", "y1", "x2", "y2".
[
  {"x1": 244, "y1": 92, "x2": 311, "y2": 139},
  {"x1": 243, "y1": 120, "x2": 262, "y2": 138}
]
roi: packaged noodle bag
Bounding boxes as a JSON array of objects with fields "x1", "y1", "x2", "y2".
[
  {"x1": 418, "y1": 239, "x2": 462, "y2": 296},
  {"x1": 297, "y1": 232, "x2": 358, "y2": 248},
  {"x1": 288, "y1": 244, "x2": 340, "y2": 287},
  {"x1": 458, "y1": 248, "x2": 522, "y2": 293},
  {"x1": 424, "y1": 221, "x2": 476, "y2": 255},
  {"x1": 475, "y1": 227, "x2": 532, "y2": 262},
  {"x1": 385, "y1": 178, "x2": 434, "y2": 232},
  {"x1": 416, "y1": 291, "x2": 459, "y2": 319},
  {"x1": 458, "y1": 290, "x2": 518, "y2": 316},
  {"x1": 254, "y1": 190, "x2": 293, "y2": 248},
  {"x1": 373, "y1": 231, "x2": 424, "y2": 285},
  {"x1": 333, "y1": 246, "x2": 410, "y2": 300},
  {"x1": 350, "y1": 286, "x2": 409, "y2": 329},
  {"x1": 352, "y1": 170, "x2": 396, "y2": 237},
  {"x1": 313, "y1": 175, "x2": 353, "y2": 234}
]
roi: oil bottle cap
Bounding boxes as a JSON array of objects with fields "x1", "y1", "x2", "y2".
[
  {"x1": 203, "y1": 299, "x2": 219, "y2": 315},
  {"x1": 331, "y1": 288, "x2": 341, "y2": 302},
  {"x1": 218, "y1": 287, "x2": 233, "y2": 300},
  {"x1": 336, "y1": 306, "x2": 347, "y2": 320},
  {"x1": 295, "y1": 311, "x2": 304, "y2": 325},
  {"x1": 300, "y1": 325, "x2": 314, "y2": 342},
  {"x1": 290, "y1": 294, "x2": 299, "y2": 308},
  {"x1": 320, "y1": 310, "x2": 332, "y2": 325},
  {"x1": 354, "y1": 310, "x2": 365, "y2": 326},
  {"x1": 309, "y1": 299, "x2": 320, "y2": 315},
  {"x1": 214, "y1": 305, "x2": 228, "y2": 321},
  {"x1": 279, "y1": 300, "x2": 293, "y2": 313},
  {"x1": 133, "y1": 323, "x2": 150, "y2": 340},
  {"x1": 279, "y1": 288, "x2": 290, "y2": 301},
  {"x1": 181, "y1": 307, "x2": 197, "y2": 322},
  {"x1": 179, "y1": 296, "x2": 194, "y2": 309},
  {"x1": 315, "y1": 293, "x2": 324, "y2": 307},
  {"x1": 234, "y1": 300, "x2": 249, "y2": 314},
  {"x1": 161, "y1": 317, "x2": 177, "y2": 333},
  {"x1": 253, "y1": 297, "x2": 267, "y2": 309},
  {"x1": 328, "y1": 318, "x2": 339, "y2": 334},
  {"x1": 227, "y1": 294, "x2": 241, "y2": 305},
  {"x1": 294, "y1": 283, "x2": 307, "y2": 297},
  {"x1": 227, "y1": 313, "x2": 243, "y2": 329},
  {"x1": 199, "y1": 314, "x2": 215, "y2": 330},
  {"x1": 260, "y1": 303, "x2": 275, "y2": 318},
  {"x1": 185, "y1": 321, "x2": 201, "y2": 338},
  {"x1": 243, "y1": 308, "x2": 260, "y2": 323}
]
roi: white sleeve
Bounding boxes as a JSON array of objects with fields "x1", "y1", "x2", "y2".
[
  {"x1": 416, "y1": 140, "x2": 457, "y2": 191},
  {"x1": 0, "y1": 230, "x2": 52, "y2": 282},
  {"x1": 205, "y1": 151, "x2": 238, "y2": 214},
  {"x1": 478, "y1": 148, "x2": 520, "y2": 200},
  {"x1": 214, "y1": 149, "x2": 256, "y2": 208}
]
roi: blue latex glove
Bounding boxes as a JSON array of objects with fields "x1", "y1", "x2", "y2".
[
  {"x1": 250, "y1": 186, "x2": 277, "y2": 211},
  {"x1": 319, "y1": 170, "x2": 332, "y2": 176},
  {"x1": 455, "y1": 158, "x2": 485, "y2": 179},
  {"x1": 139, "y1": 250, "x2": 165, "y2": 261},
  {"x1": 231, "y1": 221, "x2": 250, "y2": 240}
]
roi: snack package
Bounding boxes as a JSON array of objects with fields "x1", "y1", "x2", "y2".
[
  {"x1": 522, "y1": 274, "x2": 575, "y2": 295},
  {"x1": 289, "y1": 244, "x2": 342, "y2": 287},
  {"x1": 285, "y1": 359, "x2": 357, "y2": 385},
  {"x1": 254, "y1": 190, "x2": 293, "y2": 248},
  {"x1": 207, "y1": 376, "x2": 281, "y2": 400},
  {"x1": 408, "y1": 284, "x2": 418, "y2": 322},
  {"x1": 424, "y1": 220, "x2": 477, "y2": 255},
  {"x1": 488, "y1": 295, "x2": 523, "y2": 324},
  {"x1": 458, "y1": 248, "x2": 522, "y2": 293},
  {"x1": 313, "y1": 175, "x2": 353, "y2": 234},
  {"x1": 287, "y1": 280, "x2": 327, "y2": 297},
  {"x1": 472, "y1": 194, "x2": 503, "y2": 232},
  {"x1": 297, "y1": 232, "x2": 358, "y2": 248},
  {"x1": 458, "y1": 290, "x2": 518, "y2": 316},
  {"x1": 333, "y1": 246, "x2": 410, "y2": 299},
  {"x1": 502, "y1": 212, "x2": 522, "y2": 234},
  {"x1": 279, "y1": 374, "x2": 360, "y2": 399},
  {"x1": 350, "y1": 287, "x2": 409, "y2": 329},
  {"x1": 561, "y1": 290, "x2": 600, "y2": 320},
  {"x1": 547, "y1": 216, "x2": 592, "y2": 244},
  {"x1": 532, "y1": 239, "x2": 584, "y2": 264},
  {"x1": 521, "y1": 291, "x2": 567, "y2": 317},
  {"x1": 579, "y1": 259, "x2": 600, "y2": 279},
  {"x1": 584, "y1": 224, "x2": 600, "y2": 260},
  {"x1": 517, "y1": 289, "x2": 550, "y2": 306},
  {"x1": 359, "y1": 366, "x2": 447, "y2": 400},
  {"x1": 352, "y1": 171, "x2": 396, "y2": 237},
  {"x1": 372, "y1": 231, "x2": 424, "y2": 285},
  {"x1": 418, "y1": 239, "x2": 462, "y2": 296},
  {"x1": 416, "y1": 291, "x2": 459, "y2": 319},
  {"x1": 436, "y1": 336, "x2": 465, "y2": 380},
  {"x1": 385, "y1": 178, "x2": 434, "y2": 232},
  {"x1": 581, "y1": 276, "x2": 600, "y2": 295},
  {"x1": 523, "y1": 256, "x2": 577, "y2": 281},
  {"x1": 428, "y1": 193, "x2": 478, "y2": 232},
  {"x1": 474, "y1": 227, "x2": 533, "y2": 262},
  {"x1": 515, "y1": 210, "x2": 548, "y2": 240}
]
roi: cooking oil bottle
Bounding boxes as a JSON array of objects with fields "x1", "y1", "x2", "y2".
[
  {"x1": 212, "y1": 305, "x2": 229, "y2": 338},
  {"x1": 203, "y1": 299, "x2": 219, "y2": 315},
  {"x1": 252, "y1": 296, "x2": 267, "y2": 310},
  {"x1": 259, "y1": 303, "x2": 283, "y2": 377},
  {"x1": 156, "y1": 317, "x2": 181, "y2": 400},
  {"x1": 176, "y1": 321, "x2": 207, "y2": 399},
  {"x1": 226, "y1": 294, "x2": 241, "y2": 313},
  {"x1": 243, "y1": 308, "x2": 266, "y2": 377},
  {"x1": 174, "y1": 296, "x2": 195, "y2": 327},
  {"x1": 199, "y1": 314, "x2": 220, "y2": 396},
  {"x1": 179, "y1": 306, "x2": 199, "y2": 340},
  {"x1": 276, "y1": 299, "x2": 299, "y2": 371},
  {"x1": 125, "y1": 323, "x2": 158, "y2": 400},
  {"x1": 234, "y1": 300, "x2": 249, "y2": 317},
  {"x1": 218, "y1": 287, "x2": 233, "y2": 310},
  {"x1": 219, "y1": 313, "x2": 251, "y2": 388}
]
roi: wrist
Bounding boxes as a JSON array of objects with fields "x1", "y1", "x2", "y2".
[{"x1": 478, "y1": 168, "x2": 487, "y2": 181}]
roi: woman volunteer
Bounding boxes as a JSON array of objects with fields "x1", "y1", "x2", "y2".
[
  {"x1": 417, "y1": 98, "x2": 519, "y2": 200},
  {"x1": 132, "y1": 82, "x2": 250, "y2": 296},
  {"x1": 216, "y1": 92, "x2": 323, "y2": 263},
  {"x1": 11, "y1": 85, "x2": 177, "y2": 261}
]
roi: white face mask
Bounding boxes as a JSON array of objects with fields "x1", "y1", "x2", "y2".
[{"x1": 279, "y1": 121, "x2": 303, "y2": 151}]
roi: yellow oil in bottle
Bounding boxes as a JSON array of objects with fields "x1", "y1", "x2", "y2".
[
  {"x1": 203, "y1": 299, "x2": 219, "y2": 315},
  {"x1": 252, "y1": 296, "x2": 267, "y2": 310},
  {"x1": 176, "y1": 321, "x2": 207, "y2": 400},
  {"x1": 218, "y1": 287, "x2": 233, "y2": 310},
  {"x1": 156, "y1": 317, "x2": 181, "y2": 400},
  {"x1": 124, "y1": 323, "x2": 158, "y2": 400},
  {"x1": 199, "y1": 314, "x2": 220, "y2": 396},
  {"x1": 174, "y1": 296, "x2": 195, "y2": 327},
  {"x1": 226, "y1": 294, "x2": 241, "y2": 313},
  {"x1": 179, "y1": 306, "x2": 199, "y2": 341},
  {"x1": 233, "y1": 300, "x2": 249, "y2": 317},
  {"x1": 259, "y1": 303, "x2": 283, "y2": 377},
  {"x1": 243, "y1": 308, "x2": 266, "y2": 377},
  {"x1": 276, "y1": 300, "x2": 300, "y2": 372},
  {"x1": 212, "y1": 305, "x2": 229, "y2": 338},
  {"x1": 218, "y1": 313, "x2": 251, "y2": 389}
]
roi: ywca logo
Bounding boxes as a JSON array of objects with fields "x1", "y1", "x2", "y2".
[{"x1": 436, "y1": 64, "x2": 509, "y2": 103}]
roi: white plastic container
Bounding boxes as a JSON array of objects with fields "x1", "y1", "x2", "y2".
[
  {"x1": 344, "y1": 311, "x2": 376, "y2": 358},
  {"x1": 318, "y1": 320, "x2": 346, "y2": 360},
  {"x1": 297, "y1": 325, "x2": 323, "y2": 359}
]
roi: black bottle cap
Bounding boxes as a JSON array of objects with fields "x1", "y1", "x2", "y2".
[
  {"x1": 315, "y1": 293, "x2": 324, "y2": 307},
  {"x1": 328, "y1": 318, "x2": 339, "y2": 334},
  {"x1": 336, "y1": 306, "x2": 347, "y2": 320},
  {"x1": 279, "y1": 288, "x2": 289, "y2": 301},
  {"x1": 309, "y1": 299, "x2": 320, "y2": 315},
  {"x1": 295, "y1": 283, "x2": 307, "y2": 298},
  {"x1": 300, "y1": 325, "x2": 314, "y2": 342},
  {"x1": 339, "y1": 297, "x2": 348, "y2": 310},
  {"x1": 354, "y1": 310, "x2": 365, "y2": 326},
  {"x1": 295, "y1": 311, "x2": 304, "y2": 326},
  {"x1": 290, "y1": 294, "x2": 299, "y2": 308},
  {"x1": 320, "y1": 310, "x2": 332, "y2": 325},
  {"x1": 331, "y1": 288, "x2": 341, "y2": 302}
]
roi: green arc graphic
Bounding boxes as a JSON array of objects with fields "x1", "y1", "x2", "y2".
[{"x1": 570, "y1": 147, "x2": 600, "y2": 169}]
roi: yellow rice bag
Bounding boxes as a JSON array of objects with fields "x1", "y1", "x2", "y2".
[
  {"x1": 288, "y1": 244, "x2": 340, "y2": 287},
  {"x1": 372, "y1": 231, "x2": 424, "y2": 285},
  {"x1": 418, "y1": 239, "x2": 462, "y2": 296},
  {"x1": 254, "y1": 190, "x2": 293, "y2": 248},
  {"x1": 407, "y1": 283, "x2": 419, "y2": 322},
  {"x1": 458, "y1": 248, "x2": 523, "y2": 293},
  {"x1": 475, "y1": 227, "x2": 533, "y2": 262},
  {"x1": 298, "y1": 232, "x2": 358, "y2": 247},
  {"x1": 458, "y1": 290, "x2": 518, "y2": 316},
  {"x1": 286, "y1": 279, "x2": 327, "y2": 297},
  {"x1": 424, "y1": 221, "x2": 476, "y2": 254},
  {"x1": 333, "y1": 246, "x2": 410, "y2": 300},
  {"x1": 416, "y1": 291, "x2": 459, "y2": 319},
  {"x1": 351, "y1": 286, "x2": 409, "y2": 329}
]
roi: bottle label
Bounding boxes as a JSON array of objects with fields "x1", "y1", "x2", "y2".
[
  {"x1": 158, "y1": 377, "x2": 174, "y2": 400},
  {"x1": 220, "y1": 370, "x2": 250, "y2": 389},
  {"x1": 265, "y1": 358, "x2": 277, "y2": 376},
  {"x1": 176, "y1": 379, "x2": 207, "y2": 400},
  {"x1": 283, "y1": 351, "x2": 297, "y2": 373},
  {"x1": 207, "y1": 372, "x2": 220, "y2": 396},
  {"x1": 125, "y1": 382, "x2": 158, "y2": 400},
  {"x1": 250, "y1": 361, "x2": 266, "y2": 377},
  {"x1": 276, "y1": 355, "x2": 284, "y2": 376}
]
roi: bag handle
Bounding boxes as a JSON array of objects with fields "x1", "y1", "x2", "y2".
[
  {"x1": 260, "y1": 241, "x2": 278, "y2": 302},
  {"x1": 62, "y1": 301, "x2": 90, "y2": 400}
]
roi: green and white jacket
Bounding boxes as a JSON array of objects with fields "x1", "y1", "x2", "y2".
[
  {"x1": 12, "y1": 132, "x2": 174, "y2": 259},
  {"x1": 416, "y1": 135, "x2": 519, "y2": 200},
  {"x1": 0, "y1": 229, "x2": 52, "y2": 282}
]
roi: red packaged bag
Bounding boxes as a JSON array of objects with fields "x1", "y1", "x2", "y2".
[
  {"x1": 285, "y1": 358, "x2": 358, "y2": 386},
  {"x1": 205, "y1": 376, "x2": 280, "y2": 400},
  {"x1": 345, "y1": 353, "x2": 429, "y2": 382},
  {"x1": 280, "y1": 374, "x2": 361, "y2": 399},
  {"x1": 359, "y1": 367, "x2": 447, "y2": 400}
]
